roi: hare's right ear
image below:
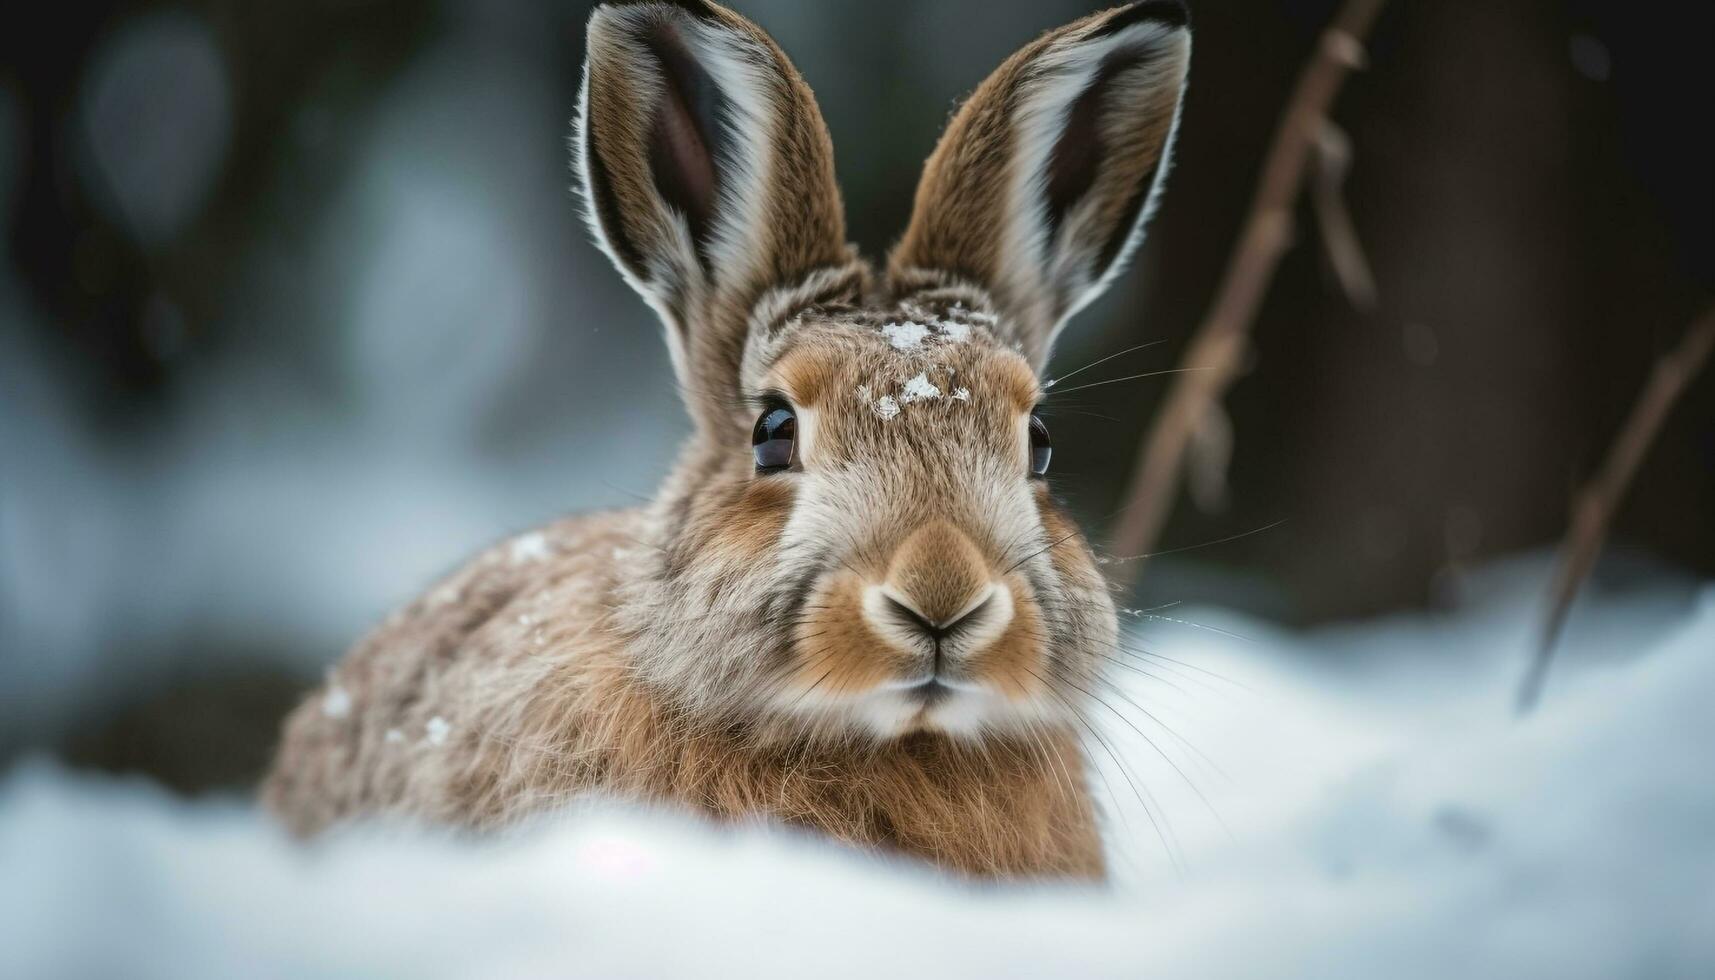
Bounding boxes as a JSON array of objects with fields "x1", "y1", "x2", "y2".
[
  {"x1": 574, "y1": 1, "x2": 854, "y2": 412},
  {"x1": 889, "y1": 2, "x2": 1191, "y2": 371}
]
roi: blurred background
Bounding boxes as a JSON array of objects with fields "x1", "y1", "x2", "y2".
[{"x1": 2, "y1": 0, "x2": 1711, "y2": 795}]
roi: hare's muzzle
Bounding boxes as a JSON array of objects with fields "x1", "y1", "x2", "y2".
[{"x1": 860, "y1": 521, "x2": 1016, "y2": 684}]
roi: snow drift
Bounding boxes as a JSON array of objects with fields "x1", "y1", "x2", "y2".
[{"x1": 3, "y1": 564, "x2": 1712, "y2": 978}]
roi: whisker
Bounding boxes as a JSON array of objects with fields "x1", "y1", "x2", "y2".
[
  {"x1": 1005, "y1": 527, "x2": 1081, "y2": 576},
  {"x1": 1110, "y1": 640, "x2": 1256, "y2": 692},
  {"x1": 1036, "y1": 407, "x2": 1123, "y2": 423},
  {"x1": 1045, "y1": 366, "x2": 1215, "y2": 398},
  {"x1": 1105, "y1": 519, "x2": 1288, "y2": 565},
  {"x1": 1090, "y1": 651, "x2": 1192, "y2": 695},
  {"x1": 1048, "y1": 663, "x2": 1226, "y2": 833},
  {"x1": 1028, "y1": 665, "x2": 1184, "y2": 873},
  {"x1": 1042, "y1": 340, "x2": 1167, "y2": 390},
  {"x1": 1123, "y1": 610, "x2": 1257, "y2": 644},
  {"x1": 1029, "y1": 669, "x2": 1159, "y2": 865},
  {"x1": 1093, "y1": 674, "x2": 1233, "y2": 788}
]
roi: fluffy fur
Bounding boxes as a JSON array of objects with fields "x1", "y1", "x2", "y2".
[{"x1": 265, "y1": 0, "x2": 1191, "y2": 880}]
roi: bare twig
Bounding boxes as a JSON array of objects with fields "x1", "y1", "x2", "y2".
[
  {"x1": 1311, "y1": 121, "x2": 1379, "y2": 311},
  {"x1": 1516, "y1": 305, "x2": 1715, "y2": 714},
  {"x1": 1186, "y1": 401, "x2": 1234, "y2": 514},
  {"x1": 1107, "y1": 0, "x2": 1389, "y2": 588}
]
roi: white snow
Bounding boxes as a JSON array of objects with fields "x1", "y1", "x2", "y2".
[
  {"x1": 951, "y1": 387, "x2": 972, "y2": 402},
  {"x1": 423, "y1": 716, "x2": 451, "y2": 747},
  {"x1": 319, "y1": 685, "x2": 352, "y2": 719},
  {"x1": 857, "y1": 383, "x2": 902, "y2": 419},
  {"x1": 880, "y1": 321, "x2": 931, "y2": 350},
  {"x1": 881, "y1": 315, "x2": 975, "y2": 349},
  {"x1": 2, "y1": 563, "x2": 1713, "y2": 978},
  {"x1": 508, "y1": 532, "x2": 551, "y2": 565},
  {"x1": 899, "y1": 373, "x2": 942, "y2": 404}
]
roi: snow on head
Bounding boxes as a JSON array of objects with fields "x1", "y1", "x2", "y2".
[
  {"x1": 423, "y1": 716, "x2": 451, "y2": 747},
  {"x1": 858, "y1": 370, "x2": 968, "y2": 419},
  {"x1": 880, "y1": 322, "x2": 931, "y2": 351},
  {"x1": 881, "y1": 315, "x2": 980, "y2": 351},
  {"x1": 857, "y1": 384, "x2": 902, "y2": 421},
  {"x1": 899, "y1": 373, "x2": 942, "y2": 404},
  {"x1": 508, "y1": 532, "x2": 551, "y2": 565},
  {"x1": 320, "y1": 685, "x2": 352, "y2": 719}
]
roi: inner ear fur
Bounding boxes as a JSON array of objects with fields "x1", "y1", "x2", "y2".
[
  {"x1": 888, "y1": 1, "x2": 1191, "y2": 369},
  {"x1": 575, "y1": 1, "x2": 854, "y2": 421}
]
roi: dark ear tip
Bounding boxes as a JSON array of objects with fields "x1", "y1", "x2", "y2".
[{"x1": 1095, "y1": 0, "x2": 1191, "y2": 37}]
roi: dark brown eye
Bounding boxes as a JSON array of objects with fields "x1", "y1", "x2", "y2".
[
  {"x1": 752, "y1": 404, "x2": 797, "y2": 472},
  {"x1": 1029, "y1": 413, "x2": 1051, "y2": 476}
]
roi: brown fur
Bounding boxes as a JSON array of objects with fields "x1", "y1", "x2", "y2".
[
  {"x1": 265, "y1": 0, "x2": 1190, "y2": 881},
  {"x1": 891, "y1": 4, "x2": 1191, "y2": 367},
  {"x1": 265, "y1": 508, "x2": 1102, "y2": 877}
]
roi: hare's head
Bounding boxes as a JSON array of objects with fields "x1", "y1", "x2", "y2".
[{"x1": 578, "y1": 1, "x2": 1190, "y2": 742}]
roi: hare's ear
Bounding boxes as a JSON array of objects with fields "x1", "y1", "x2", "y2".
[
  {"x1": 889, "y1": 1, "x2": 1191, "y2": 370},
  {"x1": 574, "y1": 1, "x2": 853, "y2": 401}
]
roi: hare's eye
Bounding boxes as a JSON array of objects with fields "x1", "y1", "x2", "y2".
[
  {"x1": 752, "y1": 404, "x2": 797, "y2": 473},
  {"x1": 1028, "y1": 413, "x2": 1052, "y2": 477}
]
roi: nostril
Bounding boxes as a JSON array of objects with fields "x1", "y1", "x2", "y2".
[
  {"x1": 883, "y1": 521, "x2": 991, "y2": 624},
  {"x1": 885, "y1": 596, "x2": 941, "y2": 638},
  {"x1": 884, "y1": 589, "x2": 993, "y2": 642},
  {"x1": 862, "y1": 582, "x2": 1015, "y2": 663}
]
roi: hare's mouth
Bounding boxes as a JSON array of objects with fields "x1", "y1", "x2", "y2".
[
  {"x1": 770, "y1": 660, "x2": 1067, "y2": 741},
  {"x1": 871, "y1": 678, "x2": 1060, "y2": 739},
  {"x1": 899, "y1": 678, "x2": 953, "y2": 705}
]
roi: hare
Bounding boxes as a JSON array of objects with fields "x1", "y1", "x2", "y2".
[{"x1": 264, "y1": 0, "x2": 1191, "y2": 880}]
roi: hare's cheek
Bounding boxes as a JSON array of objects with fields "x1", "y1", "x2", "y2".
[
  {"x1": 706, "y1": 475, "x2": 796, "y2": 561},
  {"x1": 1030, "y1": 492, "x2": 1105, "y2": 587},
  {"x1": 962, "y1": 576, "x2": 1051, "y2": 703},
  {"x1": 783, "y1": 570, "x2": 909, "y2": 700}
]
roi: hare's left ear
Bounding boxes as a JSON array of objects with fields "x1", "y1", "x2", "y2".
[
  {"x1": 889, "y1": 2, "x2": 1191, "y2": 370},
  {"x1": 575, "y1": 1, "x2": 856, "y2": 422}
]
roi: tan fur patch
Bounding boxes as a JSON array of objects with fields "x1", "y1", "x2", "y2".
[
  {"x1": 709, "y1": 476, "x2": 795, "y2": 559},
  {"x1": 970, "y1": 575, "x2": 1050, "y2": 702},
  {"x1": 792, "y1": 571, "x2": 905, "y2": 696},
  {"x1": 885, "y1": 521, "x2": 990, "y2": 623},
  {"x1": 770, "y1": 343, "x2": 841, "y2": 409}
]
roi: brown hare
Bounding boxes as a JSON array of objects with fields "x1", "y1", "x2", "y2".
[{"x1": 264, "y1": 0, "x2": 1191, "y2": 880}]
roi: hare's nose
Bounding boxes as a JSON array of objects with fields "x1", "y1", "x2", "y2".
[
  {"x1": 881, "y1": 521, "x2": 991, "y2": 626},
  {"x1": 862, "y1": 520, "x2": 1017, "y2": 660}
]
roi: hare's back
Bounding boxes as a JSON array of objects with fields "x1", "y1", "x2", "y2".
[{"x1": 262, "y1": 507, "x2": 645, "y2": 835}]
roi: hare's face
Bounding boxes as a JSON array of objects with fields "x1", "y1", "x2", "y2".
[
  {"x1": 618, "y1": 300, "x2": 1116, "y2": 742},
  {"x1": 737, "y1": 306, "x2": 1115, "y2": 738},
  {"x1": 577, "y1": 1, "x2": 1188, "y2": 743}
]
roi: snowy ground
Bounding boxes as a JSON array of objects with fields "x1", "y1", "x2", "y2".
[{"x1": 3, "y1": 559, "x2": 1713, "y2": 978}]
